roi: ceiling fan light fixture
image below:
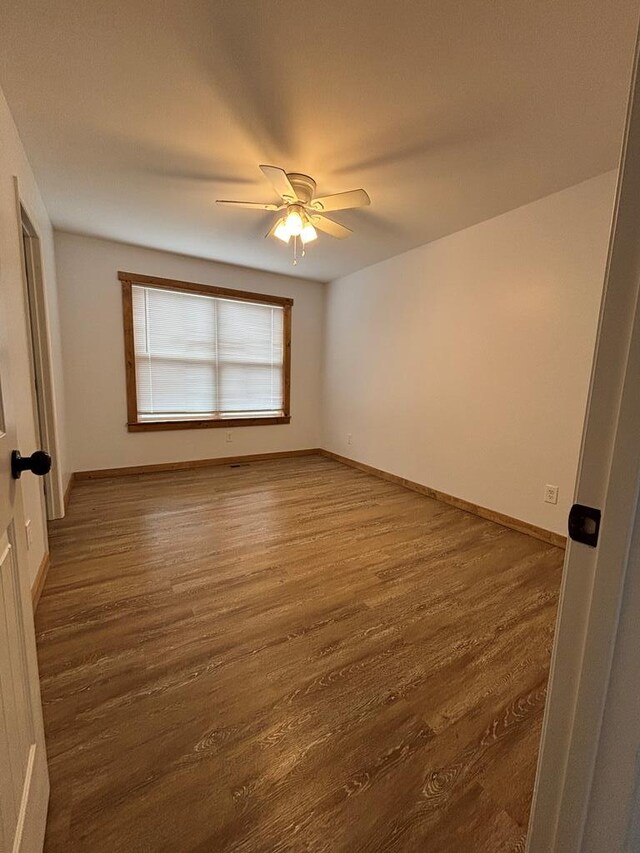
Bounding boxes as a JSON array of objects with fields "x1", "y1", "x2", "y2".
[
  {"x1": 300, "y1": 222, "x2": 317, "y2": 244},
  {"x1": 284, "y1": 205, "x2": 304, "y2": 237},
  {"x1": 274, "y1": 219, "x2": 291, "y2": 243}
]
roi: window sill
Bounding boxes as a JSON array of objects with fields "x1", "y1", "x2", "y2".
[{"x1": 127, "y1": 415, "x2": 290, "y2": 432}]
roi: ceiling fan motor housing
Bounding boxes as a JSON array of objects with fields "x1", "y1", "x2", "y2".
[{"x1": 286, "y1": 173, "x2": 316, "y2": 205}]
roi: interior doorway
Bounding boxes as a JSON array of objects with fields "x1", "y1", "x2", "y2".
[{"x1": 19, "y1": 199, "x2": 62, "y2": 520}]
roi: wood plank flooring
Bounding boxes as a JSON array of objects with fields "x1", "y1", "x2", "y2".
[{"x1": 36, "y1": 455, "x2": 563, "y2": 852}]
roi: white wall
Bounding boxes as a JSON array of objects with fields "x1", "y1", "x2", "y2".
[
  {"x1": 0, "y1": 86, "x2": 67, "y2": 584},
  {"x1": 54, "y1": 232, "x2": 325, "y2": 472},
  {"x1": 323, "y1": 172, "x2": 617, "y2": 536}
]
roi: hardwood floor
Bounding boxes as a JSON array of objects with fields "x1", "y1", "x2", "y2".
[{"x1": 36, "y1": 455, "x2": 563, "y2": 852}]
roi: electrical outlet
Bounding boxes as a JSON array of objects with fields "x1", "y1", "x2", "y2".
[
  {"x1": 25, "y1": 519, "x2": 32, "y2": 549},
  {"x1": 347, "y1": 433, "x2": 353, "y2": 445},
  {"x1": 544, "y1": 485, "x2": 559, "y2": 505},
  {"x1": 225, "y1": 430, "x2": 233, "y2": 443}
]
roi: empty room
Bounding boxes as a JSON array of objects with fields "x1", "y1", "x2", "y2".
[{"x1": 2, "y1": 1, "x2": 640, "y2": 851}]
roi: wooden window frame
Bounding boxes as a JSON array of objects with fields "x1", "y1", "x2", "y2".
[{"x1": 119, "y1": 271, "x2": 292, "y2": 432}]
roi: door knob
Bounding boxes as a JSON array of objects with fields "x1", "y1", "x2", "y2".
[{"x1": 11, "y1": 450, "x2": 52, "y2": 480}]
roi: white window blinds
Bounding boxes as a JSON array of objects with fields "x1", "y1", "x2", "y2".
[{"x1": 131, "y1": 284, "x2": 285, "y2": 421}]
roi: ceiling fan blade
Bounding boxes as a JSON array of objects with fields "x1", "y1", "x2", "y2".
[
  {"x1": 216, "y1": 199, "x2": 281, "y2": 211},
  {"x1": 259, "y1": 165, "x2": 299, "y2": 202},
  {"x1": 312, "y1": 215, "x2": 353, "y2": 239},
  {"x1": 310, "y1": 189, "x2": 370, "y2": 212}
]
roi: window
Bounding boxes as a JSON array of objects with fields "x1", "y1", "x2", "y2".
[{"x1": 119, "y1": 272, "x2": 292, "y2": 431}]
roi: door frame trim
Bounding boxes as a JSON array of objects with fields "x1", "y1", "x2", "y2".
[{"x1": 14, "y1": 179, "x2": 64, "y2": 520}]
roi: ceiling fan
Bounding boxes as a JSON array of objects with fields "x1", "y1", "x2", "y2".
[{"x1": 217, "y1": 165, "x2": 371, "y2": 264}]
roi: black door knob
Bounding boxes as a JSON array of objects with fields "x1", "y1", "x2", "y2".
[{"x1": 11, "y1": 450, "x2": 52, "y2": 480}]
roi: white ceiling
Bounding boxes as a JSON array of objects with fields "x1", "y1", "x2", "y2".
[{"x1": 0, "y1": 0, "x2": 638, "y2": 282}]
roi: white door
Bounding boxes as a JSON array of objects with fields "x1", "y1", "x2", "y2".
[
  {"x1": 527, "y1": 21, "x2": 640, "y2": 853},
  {"x1": 0, "y1": 244, "x2": 49, "y2": 845}
]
